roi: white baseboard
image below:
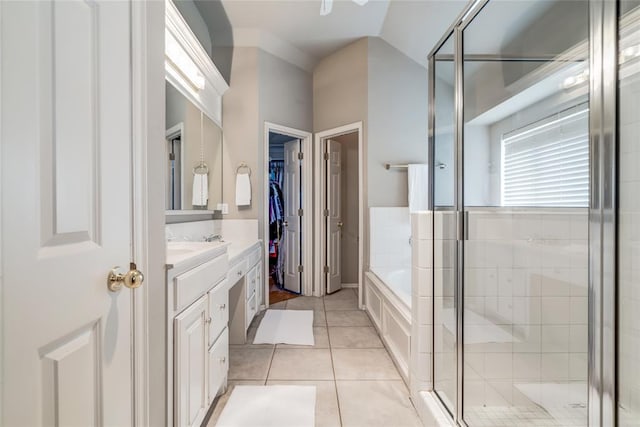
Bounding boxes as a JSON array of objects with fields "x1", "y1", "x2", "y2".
[{"x1": 341, "y1": 283, "x2": 358, "y2": 288}]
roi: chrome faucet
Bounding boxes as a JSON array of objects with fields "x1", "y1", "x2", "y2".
[{"x1": 203, "y1": 234, "x2": 223, "y2": 242}]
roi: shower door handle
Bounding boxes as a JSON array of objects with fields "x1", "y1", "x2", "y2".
[{"x1": 456, "y1": 211, "x2": 469, "y2": 241}]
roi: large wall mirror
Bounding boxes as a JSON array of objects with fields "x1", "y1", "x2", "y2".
[
  {"x1": 164, "y1": 0, "x2": 228, "y2": 218},
  {"x1": 165, "y1": 81, "x2": 223, "y2": 212}
]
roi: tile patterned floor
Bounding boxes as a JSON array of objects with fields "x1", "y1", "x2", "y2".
[{"x1": 207, "y1": 288, "x2": 422, "y2": 427}]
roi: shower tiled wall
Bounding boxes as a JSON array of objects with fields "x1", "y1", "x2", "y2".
[{"x1": 410, "y1": 211, "x2": 434, "y2": 398}]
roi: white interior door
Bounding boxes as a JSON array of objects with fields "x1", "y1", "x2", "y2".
[
  {"x1": 326, "y1": 140, "x2": 343, "y2": 294},
  {"x1": 283, "y1": 140, "x2": 302, "y2": 293},
  {"x1": 2, "y1": 1, "x2": 136, "y2": 425}
]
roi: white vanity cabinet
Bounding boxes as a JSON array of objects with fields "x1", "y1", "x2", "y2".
[
  {"x1": 174, "y1": 295, "x2": 209, "y2": 427},
  {"x1": 167, "y1": 239, "x2": 263, "y2": 426},
  {"x1": 228, "y1": 243, "x2": 263, "y2": 344},
  {"x1": 167, "y1": 246, "x2": 230, "y2": 427}
]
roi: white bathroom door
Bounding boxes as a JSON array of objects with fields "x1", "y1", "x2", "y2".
[
  {"x1": 326, "y1": 140, "x2": 343, "y2": 294},
  {"x1": 283, "y1": 140, "x2": 302, "y2": 293},
  {"x1": 1, "y1": 1, "x2": 137, "y2": 426}
]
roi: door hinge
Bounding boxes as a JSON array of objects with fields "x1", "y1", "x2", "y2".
[
  {"x1": 298, "y1": 208, "x2": 304, "y2": 216},
  {"x1": 324, "y1": 209, "x2": 329, "y2": 217},
  {"x1": 298, "y1": 265, "x2": 304, "y2": 273},
  {"x1": 324, "y1": 152, "x2": 329, "y2": 160},
  {"x1": 324, "y1": 266, "x2": 329, "y2": 274},
  {"x1": 298, "y1": 152, "x2": 304, "y2": 160},
  {"x1": 169, "y1": 153, "x2": 176, "y2": 161}
]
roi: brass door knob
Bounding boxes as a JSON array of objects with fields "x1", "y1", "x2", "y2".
[
  {"x1": 283, "y1": 220, "x2": 289, "y2": 227},
  {"x1": 338, "y1": 222, "x2": 344, "y2": 228},
  {"x1": 107, "y1": 263, "x2": 145, "y2": 292}
]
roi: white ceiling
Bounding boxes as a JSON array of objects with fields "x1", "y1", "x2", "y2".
[{"x1": 216, "y1": 0, "x2": 468, "y2": 70}]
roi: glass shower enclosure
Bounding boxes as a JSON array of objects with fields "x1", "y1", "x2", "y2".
[{"x1": 427, "y1": 0, "x2": 639, "y2": 425}]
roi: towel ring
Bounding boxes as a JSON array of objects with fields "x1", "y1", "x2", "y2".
[
  {"x1": 236, "y1": 163, "x2": 252, "y2": 177},
  {"x1": 193, "y1": 162, "x2": 209, "y2": 175}
]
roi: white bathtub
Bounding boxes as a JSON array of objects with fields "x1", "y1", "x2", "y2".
[
  {"x1": 365, "y1": 270, "x2": 412, "y2": 383},
  {"x1": 369, "y1": 267, "x2": 412, "y2": 309}
]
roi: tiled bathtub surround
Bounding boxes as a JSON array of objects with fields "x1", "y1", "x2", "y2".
[
  {"x1": 462, "y1": 208, "x2": 588, "y2": 426},
  {"x1": 369, "y1": 207, "x2": 412, "y2": 308},
  {"x1": 369, "y1": 207, "x2": 412, "y2": 271}
]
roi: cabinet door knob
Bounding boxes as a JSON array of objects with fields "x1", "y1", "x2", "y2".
[
  {"x1": 237, "y1": 271, "x2": 242, "y2": 276},
  {"x1": 219, "y1": 357, "x2": 226, "y2": 364},
  {"x1": 206, "y1": 317, "x2": 212, "y2": 324}
]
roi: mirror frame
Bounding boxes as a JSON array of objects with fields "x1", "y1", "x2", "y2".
[{"x1": 165, "y1": 0, "x2": 228, "y2": 126}]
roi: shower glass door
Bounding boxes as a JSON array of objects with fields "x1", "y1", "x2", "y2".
[
  {"x1": 432, "y1": 33, "x2": 457, "y2": 415},
  {"x1": 461, "y1": 1, "x2": 589, "y2": 425},
  {"x1": 618, "y1": 1, "x2": 640, "y2": 424}
]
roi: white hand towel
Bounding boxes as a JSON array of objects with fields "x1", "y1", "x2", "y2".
[
  {"x1": 192, "y1": 173, "x2": 208, "y2": 207},
  {"x1": 408, "y1": 164, "x2": 429, "y2": 213},
  {"x1": 236, "y1": 172, "x2": 252, "y2": 206}
]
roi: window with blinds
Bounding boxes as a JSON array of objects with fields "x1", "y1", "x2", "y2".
[{"x1": 501, "y1": 104, "x2": 589, "y2": 207}]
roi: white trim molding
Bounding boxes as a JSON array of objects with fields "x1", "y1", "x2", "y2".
[
  {"x1": 165, "y1": 0, "x2": 228, "y2": 126},
  {"x1": 263, "y1": 123, "x2": 314, "y2": 304},
  {"x1": 314, "y1": 122, "x2": 364, "y2": 307}
]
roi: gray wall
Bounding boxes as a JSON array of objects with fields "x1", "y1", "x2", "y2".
[
  {"x1": 313, "y1": 39, "x2": 368, "y2": 133},
  {"x1": 222, "y1": 48, "x2": 313, "y2": 241},
  {"x1": 367, "y1": 38, "x2": 428, "y2": 207},
  {"x1": 335, "y1": 132, "x2": 360, "y2": 284},
  {"x1": 221, "y1": 47, "x2": 260, "y2": 221}
]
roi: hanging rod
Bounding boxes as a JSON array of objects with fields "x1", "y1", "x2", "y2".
[{"x1": 384, "y1": 163, "x2": 408, "y2": 170}]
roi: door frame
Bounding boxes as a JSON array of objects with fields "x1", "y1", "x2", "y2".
[
  {"x1": 131, "y1": 1, "x2": 164, "y2": 425},
  {"x1": 314, "y1": 122, "x2": 364, "y2": 307},
  {"x1": 263, "y1": 122, "x2": 313, "y2": 305}
]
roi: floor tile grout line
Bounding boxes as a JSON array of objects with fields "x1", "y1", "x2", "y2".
[
  {"x1": 263, "y1": 344, "x2": 277, "y2": 385},
  {"x1": 324, "y1": 295, "x2": 344, "y2": 427}
]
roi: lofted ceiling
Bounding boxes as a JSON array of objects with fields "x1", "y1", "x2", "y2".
[{"x1": 201, "y1": 0, "x2": 469, "y2": 70}]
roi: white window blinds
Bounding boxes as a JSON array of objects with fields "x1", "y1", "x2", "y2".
[{"x1": 501, "y1": 104, "x2": 589, "y2": 207}]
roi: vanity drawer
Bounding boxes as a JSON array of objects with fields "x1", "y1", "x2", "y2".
[
  {"x1": 246, "y1": 266, "x2": 257, "y2": 301},
  {"x1": 208, "y1": 328, "x2": 229, "y2": 405},
  {"x1": 207, "y1": 281, "x2": 228, "y2": 347},
  {"x1": 246, "y1": 246, "x2": 262, "y2": 268},
  {"x1": 174, "y1": 255, "x2": 228, "y2": 312},
  {"x1": 228, "y1": 259, "x2": 247, "y2": 283}
]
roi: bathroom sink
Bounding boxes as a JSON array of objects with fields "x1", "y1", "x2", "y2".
[
  {"x1": 165, "y1": 248, "x2": 193, "y2": 257},
  {"x1": 166, "y1": 240, "x2": 228, "y2": 267},
  {"x1": 167, "y1": 241, "x2": 216, "y2": 252}
]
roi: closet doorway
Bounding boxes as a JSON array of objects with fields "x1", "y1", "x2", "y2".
[
  {"x1": 263, "y1": 123, "x2": 313, "y2": 307},
  {"x1": 315, "y1": 123, "x2": 364, "y2": 305}
]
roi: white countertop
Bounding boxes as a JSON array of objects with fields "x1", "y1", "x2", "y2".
[
  {"x1": 228, "y1": 239, "x2": 262, "y2": 264},
  {"x1": 166, "y1": 239, "x2": 262, "y2": 275}
]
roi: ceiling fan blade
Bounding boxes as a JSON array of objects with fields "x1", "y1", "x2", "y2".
[{"x1": 320, "y1": 0, "x2": 333, "y2": 16}]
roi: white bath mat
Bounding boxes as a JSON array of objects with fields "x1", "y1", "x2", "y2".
[
  {"x1": 253, "y1": 309, "x2": 314, "y2": 345},
  {"x1": 216, "y1": 385, "x2": 316, "y2": 427}
]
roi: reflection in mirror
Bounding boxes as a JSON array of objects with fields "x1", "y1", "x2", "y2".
[{"x1": 165, "y1": 81, "x2": 223, "y2": 211}]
